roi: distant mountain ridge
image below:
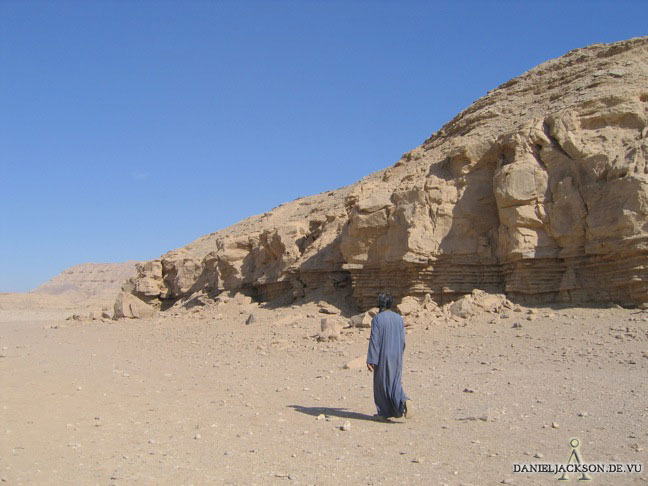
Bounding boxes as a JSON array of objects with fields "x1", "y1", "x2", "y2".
[{"x1": 34, "y1": 262, "x2": 139, "y2": 303}]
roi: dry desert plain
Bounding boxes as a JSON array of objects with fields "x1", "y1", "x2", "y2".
[{"x1": 1, "y1": 293, "x2": 647, "y2": 485}]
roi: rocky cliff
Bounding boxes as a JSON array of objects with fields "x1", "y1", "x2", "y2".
[{"x1": 123, "y1": 37, "x2": 648, "y2": 311}]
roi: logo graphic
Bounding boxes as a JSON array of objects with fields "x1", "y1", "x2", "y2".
[
  {"x1": 513, "y1": 437, "x2": 642, "y2": 479},
  {"x1": 558, "y1": 438, "x2": 591, "y2": 481}
]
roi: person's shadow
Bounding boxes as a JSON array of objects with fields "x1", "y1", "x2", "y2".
[{"x1": 288, "y1": 405, "x2": 392, "y2": 423}]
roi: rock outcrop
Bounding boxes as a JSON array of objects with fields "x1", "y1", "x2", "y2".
[{"x1": 123, "y1": 37, "x2": 648, "y2": 312}]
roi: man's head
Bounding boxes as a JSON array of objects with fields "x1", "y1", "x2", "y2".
[{"x1": 377, "y1": 292, "x2": 393, "y2": 311}]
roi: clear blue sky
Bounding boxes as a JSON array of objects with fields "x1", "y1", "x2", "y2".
[{"x1": 1, "y1": 1, "x2": 646, "y2": 292}]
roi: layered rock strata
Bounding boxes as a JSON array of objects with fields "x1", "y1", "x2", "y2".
[
  {"x1": 34, "y1": 262, "x2": 139, "y2": 304},
  {"x1": 124, "y1": 37, "x2": 648, "y2": 311}
]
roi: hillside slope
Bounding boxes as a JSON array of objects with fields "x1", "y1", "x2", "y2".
[
  {"x1": 34, "y1": 262, "x2": 139, "y2": 305},
  {"x1": 124, "y1": 36, "x2": 648, "y2": 311}
]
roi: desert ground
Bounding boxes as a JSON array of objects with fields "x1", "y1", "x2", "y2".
[{"x1": 1, "y1": 294, "x2": 647, "y2": 485}]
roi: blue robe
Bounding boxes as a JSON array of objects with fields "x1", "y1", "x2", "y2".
[{"x1": 366, "y1": 310, "x2": 408, "y2": 418}]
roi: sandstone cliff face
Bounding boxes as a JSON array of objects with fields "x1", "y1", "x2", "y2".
[{"x1": 125, "y1": 37, "x2": 648, "y2": 310}]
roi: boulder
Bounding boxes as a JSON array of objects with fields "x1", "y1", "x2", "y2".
[
  {"x1": 396, "y1": 296, "x2": 420, "y2": 316},
  {"x1": 114, "y1": 292, "x2": 156, "y2": 319},
  {"x1": 318, "y1": 318, "x2": 341, "y2": 341},
  {"x1": 448, "y1": 295, "x2": 474, "y2": 319},
  {"x1": 349, "y1": 312, "x2": 373, "y2": 328},
  {"x1": 231, "y1": 292, "x2": 254, "y2": 306},
  {"x1": 470, "y1": 290, "x2": 510, "y2": 312}
]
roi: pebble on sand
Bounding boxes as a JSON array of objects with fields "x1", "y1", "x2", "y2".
[{"x1": 341, "y1": 421, "x2": 351, "y2": 431}]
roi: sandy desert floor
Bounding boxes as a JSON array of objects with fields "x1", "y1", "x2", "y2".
[{"x1": 1, "y1": 295, "x2": 647, "y2": 485}]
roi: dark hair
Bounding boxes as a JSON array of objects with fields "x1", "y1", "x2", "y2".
[{"x1": 377, "y1": 292, "x2": 393, "y2": 311}]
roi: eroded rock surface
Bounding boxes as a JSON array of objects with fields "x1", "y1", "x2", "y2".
[{"x1": 123, "y1": 37, "x2": 648, "y2": 312}]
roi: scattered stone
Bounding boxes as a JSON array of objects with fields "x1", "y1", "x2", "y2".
[
  {"x1": 316, "y1": 414, "x2": 325, "y2": 421},
  {"x1": 534, "y1": 453, "x2": 544, "y2": 459},
  {"x1": 194, "y1": 433, "x2": 201, "y2": 440},
  {"x1": 341, "y1": 421, "x2": 351, "y2": 431},
  {"x1": 275, "y1": 473, "x2": 294, "y2": 479},
  {"x1": 317, "y1": 301, "x2": 340, "y2": 315},
  {"x1": 512, "y1": 322, "x2": 522, "y2": 329},
  {"x1": 551, "y1": 422, "x2": 560, "y2": 429},
  {"x1": 343, "y1": 356, "x2": 366, "y2": 370},
  {"x1": 245, "y1": 314, "x2": 256, "y2": 325},
  {"x1": 456, "y1": 414, "x2": 490, "y2": 422},
  {"x1": 422, "y1": 293, "x2": 438, "y2": 311}
]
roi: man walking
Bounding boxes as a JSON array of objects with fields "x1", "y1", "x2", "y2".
[{"x1": 366, "y1": 292, "x2": 412, "y2": 420}]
